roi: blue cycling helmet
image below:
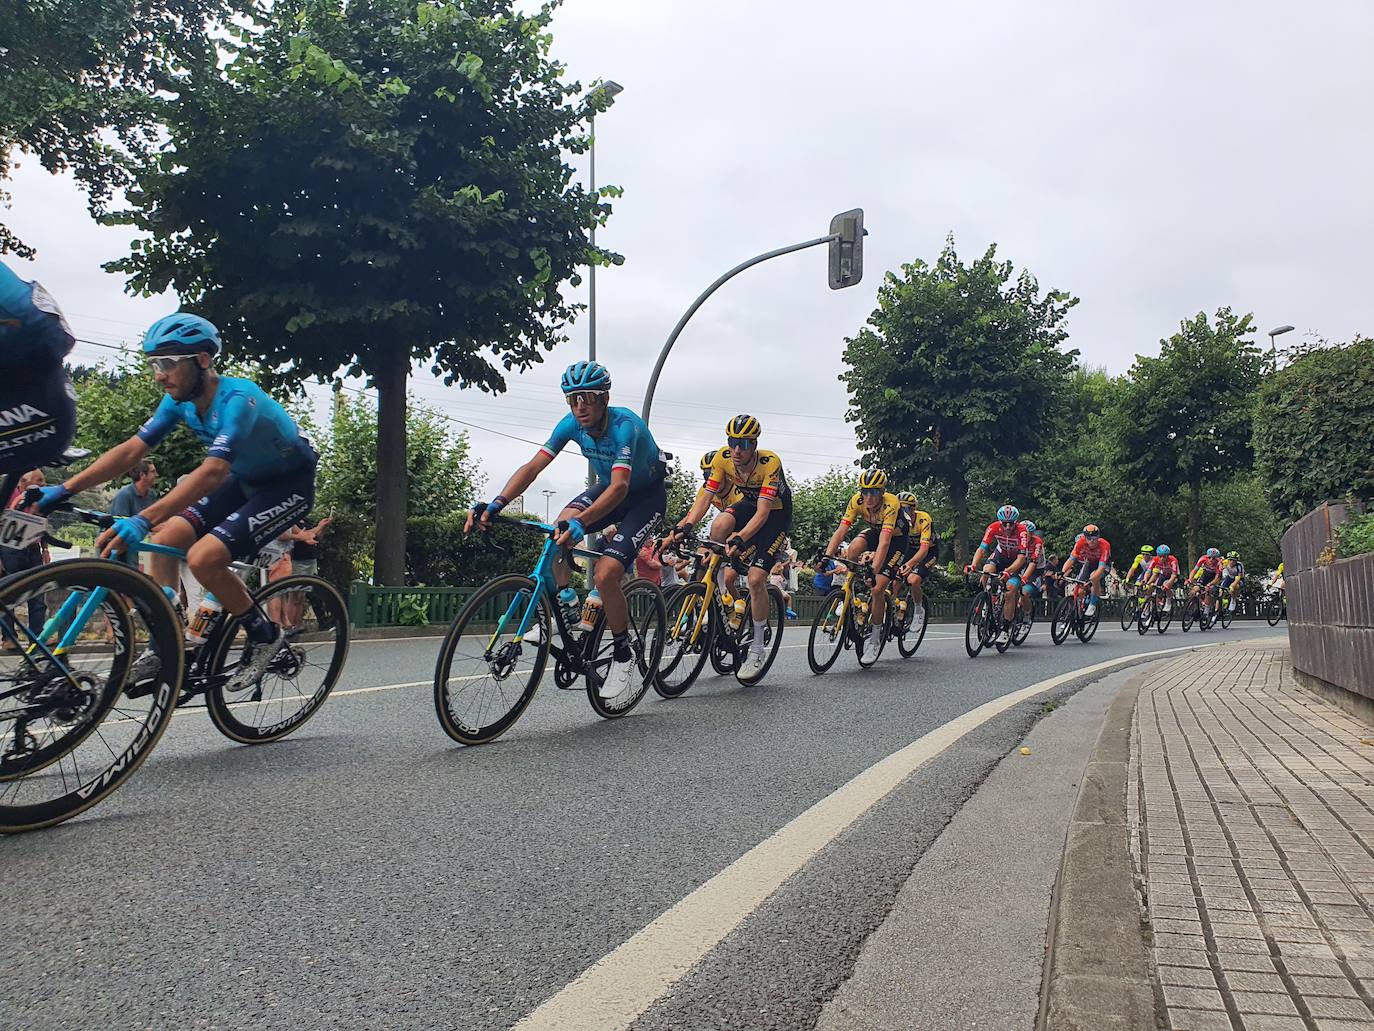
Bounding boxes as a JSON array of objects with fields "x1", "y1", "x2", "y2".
[
  {"x1": 560, "y1": 360, "x2": 611, "y2": 394},
  {"x1": 996, "y1": 504, "x2": 1019, "y2": 523},
  {"x1": 1157, "y1": 545, "x2": 1171, "y2": 556},
  {"x1": 1207, "y1": 547, "x2": 1220, "y2": 558},
  {"x1": 1023, "y1": 520, "x2": 1037, "y2": 534},
  {"x1": 142, "y1": 312, "x2": 221, "y2": 356}
]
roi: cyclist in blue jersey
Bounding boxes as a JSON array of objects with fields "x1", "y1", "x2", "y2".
[
  {"x1": 36, "y1": 313, "x2": 318, "y2": 691},
  {"x1": 0, "y1": 260, "x2": 77, "y2": 472},
  {"x1": 466, "y1": 361, "x2": 668, "y2": 701}
]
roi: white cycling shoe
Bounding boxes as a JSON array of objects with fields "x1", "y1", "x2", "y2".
[
  {"x1": 739, "y1": 649, "x2": 768, "y2": 682},
  {"x1": 227, "y1": 626, "x2": 287, "y2": 693},
  {"x1": 600, "y1": 655, "x2": 636, "y2": 700}
]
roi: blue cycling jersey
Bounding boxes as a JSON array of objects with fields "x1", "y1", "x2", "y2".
[
  {"x1": 138, "y1": 375, "x2": 315, "y2": 484},
  {"x1": 540, "y1": 407, "x2": 665, "y2": 490},
  {"x1": 0, "y1": 260, "x2": 75, "y2": 373}
]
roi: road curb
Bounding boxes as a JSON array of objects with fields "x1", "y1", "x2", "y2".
[{"x1": 1038, "y1": 668, "x2": 1158, "y2": 1031}]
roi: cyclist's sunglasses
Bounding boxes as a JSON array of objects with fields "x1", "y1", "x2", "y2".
[
  {"x1": 999, "y1": 518, "x2": 1016, "y2": 526},
  {"x1": 727, "y1": 436, "x2": 757, "y2": 449},
  {"x1": 860, "y1": 488, "x2": 885, "y2": 498},
  {"x1": 565, "y1": 390, "x2": 607, "y2": 408},
  {"x1": 147, "y1": 354, "x2": 200, "y2": 374}
]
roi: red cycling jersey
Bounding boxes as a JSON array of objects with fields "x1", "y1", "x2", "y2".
[
  {"x1": 980, "y1": 520, "x2": 1029, "y2": 558},
  {"x1": 1071, "y1": 534, "x2": 1111, "y2": 566},
  {"x1": 1148, "y1": 554, "x2": 1179, "y2": 578},
  {"x1": 1024, "y1": 534, "x2": 1046, "y2": 569},
  {"x1": 1194, "y1": 555, "x2": 1221, "y2": 577}
]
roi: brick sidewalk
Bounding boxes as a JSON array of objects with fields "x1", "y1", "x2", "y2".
[{"x1": 1132, "y1": 644, "x2": 1374, "y2": 1030}]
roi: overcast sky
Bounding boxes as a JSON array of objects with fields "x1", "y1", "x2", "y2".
[{"x1": 5, "y1": 0, "x2": 1372, "y2": 511}]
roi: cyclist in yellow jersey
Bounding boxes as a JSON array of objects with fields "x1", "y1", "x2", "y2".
[
  {"x1": 1125, "y1": 545, "x2": 1154, "y2": 591},
  {"x1": 686, "y1": 448, "x2": 743, "y2": 595},
  {"x1": 894, "y1": 490, "x2": 937, "y2": 626},
  {"x1": 823, "y1": 469, "x2": 907, "y2": 646},
  {"x1": 667, "y1": 414, "x2": 792, "y2": 682}
]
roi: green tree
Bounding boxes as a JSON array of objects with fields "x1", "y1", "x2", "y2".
[
  {"x1": 840, "y1": 235, "x2": 1078, "y2": 563},
  {"x1": 0, "y1": 0, "x2": 237, "y2": 256},
  {"x1": 106, "y1": 0, "x2": 613, "y2": 584},
  {"x1": 789, "y1": 467, "x2": 860, "y2": 560},
  {"x1": 1253, "y1": 336, "x2": 1374, "y2": 518},
  {"x1": 663, "y1": 459, "x2": 699, "y2": 528},
  {"x1": 1117, "y1": 308, "x2": 1262, "y2": 565}
]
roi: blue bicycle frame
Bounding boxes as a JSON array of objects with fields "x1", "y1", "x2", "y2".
[{"x1": 484, "y1": 520, "x2": 601, "y2": 654}]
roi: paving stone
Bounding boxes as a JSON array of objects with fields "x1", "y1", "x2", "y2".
[
  {"x1": 1159, "y1": 964, "x2": 1220, "y2": 988},
  {"x1": 1156, "y1": 931, "x2": 1211, "y2": 949},
  {"x1": 1270, "y1": 926, "x2": 1331, "y2": 944},
  {"x1": 1154, "y1": 904, "x2": 1204, "y2": 921},
  {"x1": 1239, "y1": 1013, "x2": 1306, "y2": 1030},
  {"x1": 1221, "y1": 970, "x2": 1288, "y2": 993},
  {"x1": 1212, "y1": 921, "x2": 1268, "y2": 939},
  {"x1": 1278, "y1": 956, "x2": 1345, "y2": 976},
  {"x1": 1232, "y1": 991, "x2": 1299, "y2": 1015},
  {"x1": 1155, "y1": 947, "x2": 1214, "y2": 969},
  {"x1": 1163, "y1": 985, "x2": 1228, "y2": 1011},
  {"x1": 1156, "y1": 917, "x2": 1206, "y2": 935},
  {"x1": 1208, "y1": 896, "x2": 1257, "y2": 912},
  {"x1": 1313, "y1": 1018, "x2": 1374, "y2": 1031},
  {"x1": 1289, "y1": 974, "x2": 1360, "y2": 997},
  {"x1": 1215, "y1": 937, "x2": 1275, "y2": 955},
  {"x1": 1305, "y1": 994, "x2": 1374, "y2": 1020},
  {"x1": 1216, "y1": 954, "x2": 1278, "y2": 973},
  {"x1": 1167, "y1": 1008, "x2": 1235, "y2": 1031}
]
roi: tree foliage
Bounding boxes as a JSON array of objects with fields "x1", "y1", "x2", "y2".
[
  {"x1": 840, "y1": 234, "x2": 1078, "y2": 562},
  {"x1": 1253, "y1": 336, "x2": 1374, "y2": 518},
  {"x1": 1116, "y1": 308, "x2": 1262, "y2": 564},
  {"x1": 789, "y1": 467, "x2": 860, "y2": 560},
  {"x1": 0, "y1": 0, "x2": 237, "y2": 256},
  {"x1": 105, "y1": 0, "x2": 613, "y2": 583}
]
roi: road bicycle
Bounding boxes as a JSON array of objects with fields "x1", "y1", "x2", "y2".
[
  {"x1": 1135, "y1": 581, "x2": 1175, "y2": 635},
  {"x1": 807, "y1": 554, "x2": 891, "y2": 672},
  {"x1": 42, "y1": 500, "x2": 349, "y2": 743},
  {"x1": 433, "y1": 516, "x2": 666, "y2": 745},
  {"x1": 1051, "y1": 575, "x2": 1101, "y2": 645},
  {"x1": 1263, "y1": 587, "x2": 1286, "y2": 626},
  {"x1": 1181, "y1": 581, "x2": 1218, "y2": 633},
  {"x1": 656, "y1": 535, "x2": 786, "y2": 696},
  {"x1": 964, "y1": 568, "x2": 1033, "y2": 657},
  {"x1": 1215, "y1": 587, "x2": 1238, "y2": 629},
  {"x1": 0, "y1": 462, "x2": 187, "y2": 833},
  {"x1": 1119, "y1": 580, "x2": 1151, "y2": 631}
]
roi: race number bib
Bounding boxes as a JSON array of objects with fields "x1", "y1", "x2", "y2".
[{"x1": 0, "y1": 509, "x2": 49, "y2": 549}]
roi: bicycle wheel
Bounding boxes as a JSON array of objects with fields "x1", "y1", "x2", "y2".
[
  {"x1": 1119, "y1": 595, "x2": 1138, "y2": 631},
  {"x1": 0, "y1": 558, "x2": 183, "y2": 834},
  {"x1": 585, "y1": 578, "x2": 664, "y2": 718},
  {"x1": 434, "y1": 575, "x2": 550, "y2": 746},
  {"x1": 1136, "y1": 598, "x2": 1153, "y2": 636},
  {"x1": 1219, "y1": 597, "x2": 1234, "y2": 630},
  {"x1": 1265, "y1": 595, "x2": 1283, "y2": 627},
  {"x1": 1050, "y1": 597, "x2": 1074, "y2": 646},
  {"x1": 202, "y1": 576, "x2": 348, "y2": 744},
  {"x1": 897, "y1": 592, "x2": 929, "y2": 658},
  {"x1": 1156, "y1": 597, "x2": 1174, "y2": 633},
  {"x1": 736, "y1": 586, "x2": 785, "y2": 685},
  {"x1": 807, "y1": 589, "x2": 847, "y2": 674},
  {"x1": 1180, "y1": 596, "x2": 1198, "y2": 632},
  {"x1": 856, "y1": 605, "x2": 888, "y2": 669},
  {"x1": 965, "y1": 594, "x2": 990, "y2": 658},
  {"x1": 654, "y1": 582, "x2": 714, "y2": 698},
  {"x1": 1077, "y1": 602, "x2": 1101, "y2": 643},
  {"x1": 709, "y1": 600, "x2": 739, "y2": 676}
]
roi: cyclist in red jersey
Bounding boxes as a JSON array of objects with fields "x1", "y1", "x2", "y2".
[
  {"x1": 1146, "y1": 545, "x2": 1180, "y2": 610},
  {"x1": 1061, "y1": 523, "x2": 1111, "y2": 616},
  {"x1": 967, "y1": 504, "x2": 1029, "y2": 641},
  {"x1": 1190, "y1": 547, "x2": 1223, "y2": 616}
]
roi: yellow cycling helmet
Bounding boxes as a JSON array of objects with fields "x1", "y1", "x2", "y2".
[
  {"x1": 699, "y1": 449, "x2": 718, "y2": 472},
  {"x1": 725, "y1": 414, "x2": 761, "y2": 440},
  {"x1": 858, "y1": 468, "x2": 888, "y2": 490},
  {"x1": 897, "y1": 490, "x2": 917, "y2": 506}
]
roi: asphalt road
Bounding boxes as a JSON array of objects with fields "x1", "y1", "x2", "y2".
[{"x1": 2, "y1": 618, "x2": 1283, "y2": 1030}]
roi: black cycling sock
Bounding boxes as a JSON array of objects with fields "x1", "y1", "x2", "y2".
[
  {"x1": 612, "y1": 631, "x2": 632, "y2": 663},
  {"x1": 242, "y1": 605, "x2": 278, "y2": 644}
]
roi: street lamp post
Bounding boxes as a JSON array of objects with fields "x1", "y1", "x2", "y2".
[
  {"x1": 1267, "y1": 324, "x2": 1295, "y2": 366},
  {"x1": 585, "y1": 80, "x2": 623, "y2": 495},
  {"x1": 542, "y1": 489, "x2": 556, "y2": 522}
]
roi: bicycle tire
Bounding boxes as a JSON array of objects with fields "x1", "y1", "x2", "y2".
[
  {"x1": 434, "y1": 574, "x2": 549, "y2": 746},
  {"x1": 1156, "y1": 597, "x2": 1174, "y2": 633},
  {"x1": 896, "y1": 593, "x2": 929, "y2": 658},
  {"x1": 1011, "y1": 606, "x2": 1033, "y2": 647},
  {"x1": 0, "y1": 558, "x2": 182, "y2": 834},
  {"x1": 1180, "y1": 596, "x2": 1198, "y2": 632},
  {"x1": 736, "y1": 586, "x2": 786, "y2": 686},
  {"x1": 808, "y1": 588, "x2": 848, "y2": 674},
  {"x1": 1077, "y1": 603, "x2": 1101, "y2": 643},
  {"x1": 1136, "y1": 598, "x2": 1153, "y2": 636},
  {"x1": 654, "y1": 582, "x2": 713, "y2": 698},
  {"x1": 1119, "y1": 595, "x2": 1138, "y2": 632},
  {"x1": 709, "y1": 597, "x2": 739, "y2": 676},
  {"x1": 1050, "y1": 597, "x2": 1074, "y2": 646},
  {"x1": 1219, "y1": 597, "x2": 1234, "y2": 630},
  {"x1": 585, "y1": 578, "x2": 664, "y2": 718},
  {"x1": 1265, "y1": 596, "x2": 1283, "y2": 627},
  {"x1": 965, "y1": 594, "x2": 989, "y2": 658}
]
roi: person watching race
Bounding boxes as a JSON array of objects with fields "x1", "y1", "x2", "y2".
[
  {"x1": 34, "y1": 312, "x2": 319, "y2": 691},
  {"x1": 0, "y1": 260, "x2": 78, "y2": 472},
  {"x1": 822, "y1": 469, "x2": 908, "y2": 649},
  {"x1": 1190, "y1": 547, "x2": 1224, "y2": 617},
  {"x1": 666, "y1": 414, "x2": 791, "y2": 682},
  {"x1": 967, "y1": 504, "x2": 1029, "y2": 643},
  {"x1": 895, "y1": 490, "x2": 938, "y2": 629},
  {"x1": 1062, "y1": 523, "x2": 1111, "y2": 617},
  {"x1": 467, "y1": 361, "x2": 668, "y2": 701}
]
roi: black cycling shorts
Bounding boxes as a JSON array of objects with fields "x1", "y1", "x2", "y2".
[
  {"x1": 0, "y1": 372, "x2": 76, "y2": 477},
  {"x1": 179, "y1": 458, "x2": 317, "y2": 561},
  {"x1": 854, "y1": 527, "x2": 909, "y2": 578},
  {"x1": 568, "y1": 478, "x2": 666, "y2": 571},
  {"x1": 724, "y1": 498, "x2": 792, "y2": 571}
]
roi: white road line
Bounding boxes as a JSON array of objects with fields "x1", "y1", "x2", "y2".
[{"x1": 511, "y1": 640, "x2": 1228, "y2": 1031}]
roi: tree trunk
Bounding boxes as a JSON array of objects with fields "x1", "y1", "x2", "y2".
[
  {"x1": 951, "y1": 470, "x2": 969, "y2": 567},
  {"x1": 374, "y1": 350, "x2": 408, "y2": 586},
  {"x1": 1186, "y1": 480, "x2": 1202, "y2": 569}
]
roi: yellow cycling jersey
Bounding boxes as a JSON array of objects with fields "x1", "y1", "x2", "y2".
[
  {"x1": 1126, "y1": 555, "x2": 1148, "y2": 581},
  {"x1": 695, "y1": 481, "x2": 744, "y2": 513},
  {"x1": 905, "y1": 508, "x2": 934, "y2": 546},
  {"x1": 840, "y1": 491, "x2": 910, "y2": 535},
  {"x1": 703, "y1": 447, "x2": 789, "y2": 510}
]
